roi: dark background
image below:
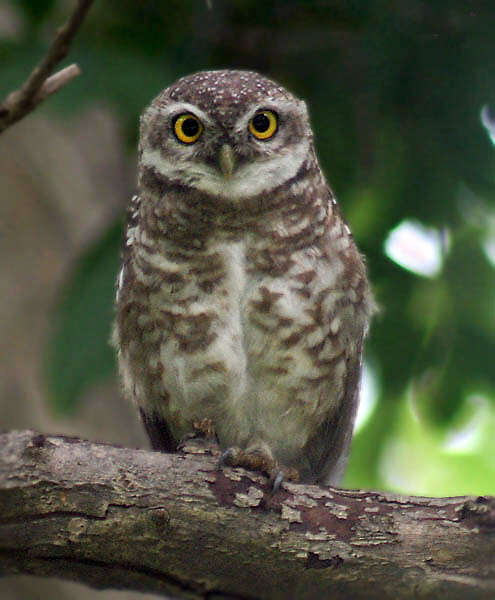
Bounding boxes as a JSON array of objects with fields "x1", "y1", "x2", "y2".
[{"x1": 1, "y1": 4, "x2": 495, "y2": 594}]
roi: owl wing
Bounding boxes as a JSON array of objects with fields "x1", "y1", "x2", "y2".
[
  {"x1": 303, "y1": 186, "x2": 373, "y2": 485},
  {"x1": 139, "y1": 407, "x2": 177, "y2": 452},
  {"x1": 116, "y1": 194, "x2": 178, "y2": 453},
  {"x1": 304, "y1": 344, "x2": 363, "y2": 485},
  {"x1": 121, "y1": 194, "x2": 141, "y2": 262},
  {"x1": 115, "y1": 194, "x2": 140, "y2": 303}
]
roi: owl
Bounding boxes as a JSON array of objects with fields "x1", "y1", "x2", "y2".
[{"x1": 113, "y1": 70, "x2": 374, "y2": 487}]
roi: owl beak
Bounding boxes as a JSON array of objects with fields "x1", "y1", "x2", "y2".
[{"x1": 218, "y1": 144, "x2": 236, "y2": 179}]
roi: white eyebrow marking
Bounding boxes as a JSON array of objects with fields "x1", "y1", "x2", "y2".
[
  {"x1": 141, "y1": 138, "x2": 310, "y2": 202},
  {"x1": 147, "y1": 102, "x2": 214, "y2": 127}
]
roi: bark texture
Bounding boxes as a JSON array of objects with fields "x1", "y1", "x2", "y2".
[{"x1": 0, "y1": 430, "x2": 494, "y2": 599}]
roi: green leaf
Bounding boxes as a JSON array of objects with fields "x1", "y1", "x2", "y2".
[{"x1": 45, "y1": 221, "x2": 122, "y2": 414}]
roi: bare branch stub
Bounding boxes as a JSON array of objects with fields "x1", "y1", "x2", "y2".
[{"x1": 0, "y1": 0, "x2": 94, "y2": 133}]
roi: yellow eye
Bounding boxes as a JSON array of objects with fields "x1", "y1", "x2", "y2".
[
  {"x1": 173, "y1": 113, "x2": 203, "y2": 144},
  {"x1": 248, "y1": 110, "x2": 278, "y2": 140}
]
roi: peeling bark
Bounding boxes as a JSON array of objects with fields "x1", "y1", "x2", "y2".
[{"x1": 0, "y1": 430, "x2": 494, "y2": 599}]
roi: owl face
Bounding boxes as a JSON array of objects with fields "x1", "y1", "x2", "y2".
[{"x1": 138, "y1": 70, "x2": 313, "y2": 203}]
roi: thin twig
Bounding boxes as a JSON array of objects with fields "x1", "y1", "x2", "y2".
[{"x1": 0, "y1": 0, "x2": 94, "y2": 133}]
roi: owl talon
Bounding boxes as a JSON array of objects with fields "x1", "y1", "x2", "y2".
[
  {"x1": 271, "y1": 471, "x2": 284, "y2": 493},
  {"x1": 218, "y1": 447, "x2": 238, "y2": 469},
  {"x1": 178, "y1": 418, "x2": 219, "y2": 453},
  {"x1": 178, "y1": 432, "x2": 220, "y2": 456},
  {"x1": 192, "y1": 417, "x2": 216, "y2": 439},
  {"x1": 218, "y1": 446, "x2": 299, "y2": 491}
]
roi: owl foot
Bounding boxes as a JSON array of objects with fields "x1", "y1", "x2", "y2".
[
  {"x1": 178, "y1": 435, "x2": 220, "y2": 457},
  {"x1": 192, "y1": 417, "x2": 216, "y2": 439},
  {"x1": 272, "y1": 471, "x2": 284, "y2": 494},
  {"x1": 178, "y1": 418, "x2": 217, "y2": 447},
  {"x1": 219, "y1": 446, "x2": 299, "y2": 491},
  {"x1": 178, "y1": 419, "x2": 219, "y2": 454}
]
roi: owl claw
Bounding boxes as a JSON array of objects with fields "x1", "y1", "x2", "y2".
[
  {"x1": 218, "y1": 447, "x2": 237, "y2": 469},
  {"x1": 218, "y1": 446, "x2": 299, "y2": 491},
  {"x1": 271, "y1": 471, "x2": 284, "y2": 493},
  {"x1": 192, "y1": 417, "x2": 216, "y2": 439},
  {"x1": 178, "y1": 435, "x2": 219, "y2": 456}
]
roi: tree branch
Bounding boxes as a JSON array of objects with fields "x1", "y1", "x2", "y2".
[
  {"x1": 0, "y1": 0, "x2": 94, "y2": 133},
  {"x1": 1, "y1": 430, "x2": 494, "y2": 599}
]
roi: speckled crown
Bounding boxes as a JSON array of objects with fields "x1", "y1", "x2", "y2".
[{"x1": 154, "y1": 70, "x2": 296, "y2": 119}]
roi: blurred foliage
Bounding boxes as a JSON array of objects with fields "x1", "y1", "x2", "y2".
[
  {"x1": 44, "y1": 222, "x2": 121, "y2": 413},
  {"x1": 4, "y1": 0, "x2": 495, "y2": 495}
]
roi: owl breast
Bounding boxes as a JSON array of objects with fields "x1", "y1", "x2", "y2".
[{"x1": 116, "y1": 201, "x2": 370, "y2": 481}]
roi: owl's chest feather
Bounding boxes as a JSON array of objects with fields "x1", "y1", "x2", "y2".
[{"x1": 125, "y1": 226, "x2": 363, "y2": 447}]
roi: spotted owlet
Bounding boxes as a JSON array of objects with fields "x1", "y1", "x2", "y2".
[{"x1": 114, "y1": 70, "x2": 374, "y2": 486}]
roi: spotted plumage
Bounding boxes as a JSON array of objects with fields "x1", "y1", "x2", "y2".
[{"x1": 113, "y1": 70, "x2": 375, "y2": 485}]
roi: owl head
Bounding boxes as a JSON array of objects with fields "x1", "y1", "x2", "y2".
[{"x1": 138, "y1": 70, "x2": 314, "y2": 203}]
